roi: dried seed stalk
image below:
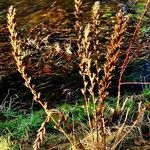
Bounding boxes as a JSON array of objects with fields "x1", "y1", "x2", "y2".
[
  {"x1": 79, "y1": 24, "x2": 92, "y2": 130},
  {"x1": 7, "y1": 6, "x2": 47, "y2": 111},
  {"x1": 7, "y1": 6, "x2": 77, "y2": 150},
  {"x1": 96, "y1": 10, "x2": 128, "y2": 150},
  {"x1": 33, "y1": 116, "x2": 49, "y2": 150},
  {"x1": 74, "y1": 0, "x2": 83, "y2": 52}
]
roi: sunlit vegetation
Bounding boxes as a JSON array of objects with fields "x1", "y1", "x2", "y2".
[{"x1": 0, "y1": 0, "x2": 150, "y2": 150}]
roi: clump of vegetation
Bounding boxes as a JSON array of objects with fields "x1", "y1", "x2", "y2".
[
  {"x1": 0, "y1": 110, "x2": 46, "y2": 139},
  {"x1": 143, "y1": 85, "x2": 150, "y2": 99},
  {"x1": 4, "y1": 0, "x2": 150, "y2": 149},
  {"x1": 0, "y1": 136, "x2": 13, "y2": 150}
]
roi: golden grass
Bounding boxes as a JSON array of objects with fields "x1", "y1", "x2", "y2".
[
  {"x1": 7, "y1": 5, "x2": 76, "y2": 150},
  {"x1": 96, "y1": 11, "x2": 128, "y2": 148},
  {"x1": 77, "y1": 5, "x2": 129, "y2": 148}
]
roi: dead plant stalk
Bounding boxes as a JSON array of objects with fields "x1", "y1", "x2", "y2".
[
  {"x1": 7, "y1": 6, "x2": 77, "y2": 150},
  {"x1": 96, "y1": 10, "x2": 128, "y2": 150}
]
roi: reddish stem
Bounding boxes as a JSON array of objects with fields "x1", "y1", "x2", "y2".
[{"x1": 117, "y1": 0, "x2": 150, "y2": 112}]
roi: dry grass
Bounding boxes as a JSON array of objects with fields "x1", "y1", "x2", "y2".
[
  {"x1": 7, "y1": 0, "x2": 150, "y2": 150},
  {"x1": 77, "y1": 4, "x2": 129, "y2": 149},
  {"x1": 7, "y1": 5, "x2": 76, "y2": 150}
]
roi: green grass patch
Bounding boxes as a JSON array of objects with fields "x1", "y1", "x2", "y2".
[
  {"x1": 143, "y1": 85, "x2": 150, "y2": 99},
  {"x1": 59, "y1": 102, "x2": 87, "y2": 122},
  {"x1": 0, "y1": 110, "x2": 46, "y2": 139}
]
